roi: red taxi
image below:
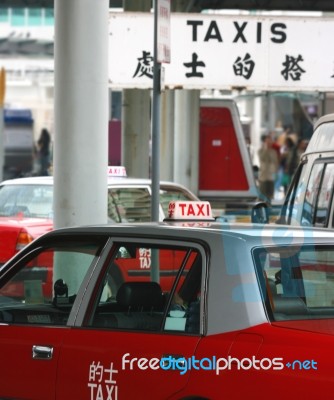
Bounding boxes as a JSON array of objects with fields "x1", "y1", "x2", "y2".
[
  {"x1": 0, "y1": 169, "x2": 198, "y2": 295},
  {"x1": 0, "y1": 201, "x2": 334, "y2": 399}
]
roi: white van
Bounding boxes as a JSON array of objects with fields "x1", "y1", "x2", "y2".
[{"x1": 253, "y1": 113, "x2": 334, "y2": 227}]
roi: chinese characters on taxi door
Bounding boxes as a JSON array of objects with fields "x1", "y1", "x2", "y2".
[{"x1": 88, "y1": 361, "x2": 119, "y2": 400}]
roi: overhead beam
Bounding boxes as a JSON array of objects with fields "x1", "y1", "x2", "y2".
[
  {"x1": 195, "y1": 0, "x2": 334, "y2": 11},
  {"x1": 2, "y1": 0, "x2": 334, "y2": 11},
  {"x1": 0, "y1": 0, "x2": 54, "y2": 6}
]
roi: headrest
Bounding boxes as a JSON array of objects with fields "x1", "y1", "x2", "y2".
[{"x1": 116, "y1": 281, "x2": 163, "y2": 309}]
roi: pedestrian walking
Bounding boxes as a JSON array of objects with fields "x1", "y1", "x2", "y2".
[
  {"x1": 34, "y1": 128, "x2": 51, "y2": 176},
  {"x1": 281, "y1": 136, "x2": 298, "y2": 194},
  {"x1": 258, "y1": 134, "x2": 279, "y2": 202}
]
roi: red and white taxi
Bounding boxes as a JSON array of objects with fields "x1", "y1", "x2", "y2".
[
  {"x1": 0, "y1": 167, "x2": 198, "y2": 268},
  {"x1": 0, "y1": 201, "x2": 333, "y2": 399}
]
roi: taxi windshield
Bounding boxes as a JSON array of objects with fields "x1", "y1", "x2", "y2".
[
  {"x1": 107, "y1": 185, "x2": 196, "y2": 222},
  {"x1": 254, "y1": 245, "x2": 334, "y2": 321},
  {"x1": 0, "y1": 184, "x2": 53, "y2": 219},
  {"x1": 108, "y1": 187, "x2": 151, "y2": 222},
  {"x1": 159, "y1": 186, "x2": 197, "y2": 216}
]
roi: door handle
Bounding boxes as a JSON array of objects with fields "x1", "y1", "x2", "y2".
[{"x1": 32, "y1": 345, "x2": 54, "y2": 360}]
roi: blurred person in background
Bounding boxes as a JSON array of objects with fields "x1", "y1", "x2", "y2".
[
  {"x1": 281, "y1": 136, "x2": 298, "y2": 194},
  {"x1": 34, "y1": 128, "x2": 51, "y2": 176},
  {"x1": 296, "y1": 138, "x2": 309, "y2": 159},
  {"x1": 258, "y1": 134, "x2": 279, "y2": 203},
  {"x1": 270, "y1": 131, "x2": 283, "y2": 197}
]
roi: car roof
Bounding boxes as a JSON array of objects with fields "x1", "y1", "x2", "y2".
[
  {"x1": 0, "y1": 176, "x2": 54, "y2": 185},
  {"x1": 36, "y1": 220, "x2": 334, "y2": 247},
  {"x1": 313, "y1": 113, "x2": 334, "y2": 131},
  {"x1": 304, "y1": 113, "x2": 334, "y2": 155},
  {"x1": 0, "y1": 176, "x2": 196, "y2": 191}
]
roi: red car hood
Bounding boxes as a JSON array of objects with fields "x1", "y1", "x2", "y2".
[
  {"x1": 0, "y1": 216, "x2": 53, "y2": 264},
  {"x1": 273, "y1": 319, "x2": 334, "y2": 336}
]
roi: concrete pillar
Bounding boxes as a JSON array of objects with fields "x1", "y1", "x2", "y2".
[
  {"x1": 160, "y1": 89, "x2": 174, "y2": 181},
  {"x1": 54, "y1": 0, "x2": 109, "y2": 229},
  {"x1": 253, "y1": 95, "x2": 263, "y2": 167},
  {"x1": 189, "y1": 91, "x2": 200, "y2": 194},
  {"x1": 171, "y1": 0, "x2": 200, "y2": 194},
  {"x1": 122, "y1": 89, "x2": 151, "y2": 177},
  {"x1": 174, "y1": 90, "x2": 200, "y2": 193},
  {"x1": 243, "y1": 96, "x2": 256, "y2": 165},
  {"x1": 122, "y1": 0, "x2": 151, "y2": 178},
  {"x1": 268, "y1": 93, "x2": 276, "y2": 132}
]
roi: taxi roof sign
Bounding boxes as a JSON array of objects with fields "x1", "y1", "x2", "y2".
[
  {"x1": 107, "y1": 166, "x2": 127, "y2": 178},
  {"x1": 167, "y1": 201, "x2": 214, "y2": 220}
]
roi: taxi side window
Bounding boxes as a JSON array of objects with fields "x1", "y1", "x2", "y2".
[
  {"x1": 87, "y1": 242, "x2": 203, "y2": 334},
  {"x1": 315, "y1": 163, "x2": 334, "y2": 227},
  {"x1": 281, "y1": 161, "x2": 308, "y2": 224},
  {"x1": 301, "y1": 163, "x2": 324, "y2": 226},
  {"x1": 0, "y1": 240, "x2": 104, "y2": 326},
  {"x1": 257, "y1": 245, "x2": 334, "y2": 321},
  {"x1": 300, "y1": 162, "x2": 334, "y2": 227}
]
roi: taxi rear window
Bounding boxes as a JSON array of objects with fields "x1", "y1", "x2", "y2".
[
  {"x1": 0, "y1": 184, "x2": 53, "y2": 218},
  {"x1": 254, "y1": 245, "x2": 334, "y2": 321}
]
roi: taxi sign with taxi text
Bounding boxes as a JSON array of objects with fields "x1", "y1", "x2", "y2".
[{"x1": 167, "y1": 201, "x2": 213, "y2": 220}]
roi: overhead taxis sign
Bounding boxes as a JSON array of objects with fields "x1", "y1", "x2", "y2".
[{"x1": 109, "y1": 13, "x2": 334, "y2": 91}]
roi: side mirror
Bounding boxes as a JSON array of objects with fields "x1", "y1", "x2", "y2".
[{"x1": 251, "y1": 202, "x2": 269, "y2": 224}]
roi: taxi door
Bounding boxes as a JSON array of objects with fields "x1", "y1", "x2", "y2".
[
  {"x1": 0, "y1": 236, "x2": 110, "y2": 400},
  {"x1": 56, "y1": 330, "x2": 201, "y2": 399},
  {"x1": 0, "y1": 325, "x2": 67, "y2": 400},
  {"x1": 55, "y1": 238, "x2": 205, "y2": 399}
]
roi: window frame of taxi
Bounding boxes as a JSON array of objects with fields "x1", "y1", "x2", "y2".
[
  {"x1": 253, "y1": 243, "x2": 334, "y2": 322},
  {"x1": 0, "y1": 236, "x2": 109, "y2": 327},
  {"x1": 278, "y1": 158, "x2": 308, "y2": 225},
  {"x1": 0, "y1": 230, "x2": 208, "y2": 335},
  {"x1": 281, "y1": 157, "x2": 334, "y2": 228},
  {"x1": 81, "y1": 237, "x2": 207, "y2": 335}
]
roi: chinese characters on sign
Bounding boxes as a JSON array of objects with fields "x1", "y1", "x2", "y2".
[
  {"x1": 109, "y1": 13, "x2": 334, "y2": 90},
  {"x1": 133, "y1": 50, "x2": 306, "y2": 81},
  {"x1": 183, "y1": 53, "x2": 206, "y2": 78},
  {"x1": 281, "y1": 54, "x2": 306, "y2": 81},
  {"x1": 133, "y1": 51, "x2": 154, "y2": 79},
  {"x1": 233, "y1": 53, "x2": 255, "y2": 80}
]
